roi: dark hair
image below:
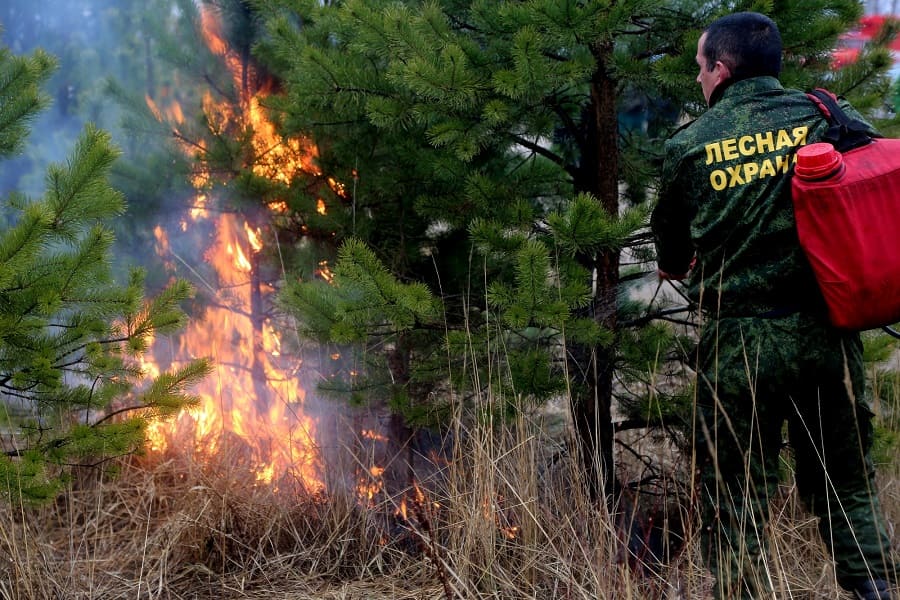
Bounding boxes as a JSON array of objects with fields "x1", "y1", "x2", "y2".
[{"x1": 703, "y1": 12, "x2": 782, "y2": 80}]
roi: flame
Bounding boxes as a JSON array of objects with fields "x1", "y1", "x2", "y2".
[
  {"x1": 152, "y1": 226, "x2": 176, "y2": 271},
  {"x1": 245, "y1": 222, "x2": 263, "y2": 252},
  {"x1": 147, "y1": 212, "x2": 321, "y2": 488},
  {"x1": 361, "y1": 429, "x2": 387, "y2": 442},
  {"x1": 145, "y1": 94, "x2": 163, "y2": 122},
  {"x1": 153, "y1": 225, "x2": 170, "y2": 253},
  {"x1": 191, "y1": 193, "x2": 209, "y2": 220},
  {"x1": 248, "y1": 96, "x2": 319, "y2": 184},
  {"x1": 268, "y1": 200, "x2": 288, "y2": 213},
  {"x1": 395, "y1": 482, "x2": 440, "y2": 522},
  {"x1": 358, "y1": 465, "x2": 385, "y2": 503},
  {"x1": 316, "y1": 260, "x2": 334, "y2": 283},
  {"x1": 199, "y1": 9, "x2": 228, "y2": 57},
  {"x1": 143, "y1": 5, "x2": 329, "y2": 492},
  {"x1": 226, "y1": 237, "x2": 253, "y2": 272},
  {"x1": 146, "y1": 94, "x2": 185, "y2": 125},
  {"x1": 262, "y1": 322, "x2": 282, "y2": 357}
]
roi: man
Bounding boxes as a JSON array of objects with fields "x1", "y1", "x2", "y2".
[{"x1": 651, "y1": 12, "x2": 895, "y2": 600}]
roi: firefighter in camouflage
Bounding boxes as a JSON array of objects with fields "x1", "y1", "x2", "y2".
[{"x1": 651, "y1": 12, "x2": 896, "y2": 600}]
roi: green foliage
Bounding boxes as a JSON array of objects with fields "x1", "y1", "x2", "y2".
[
  {"x1": 863, "y1": 329, "x2": 899, "y2": 364},
  {"x1": 865, "y1": 331, "x2": 900, "y2": 466},
  {"x1": 255, "y1": 0, "x2": 892, "y2": 465},
  {"x1": 279, "y1": 238, "x2": 438, "y2": 341},
  {"x1": 872, "y1": 425, "x2": 899, "y2": 467},
  {"x1": 870, "y1": 367, "x2": 900, "y2": 465},
  {"x1": 0, "y1": 46, "x2": 56, "y2": 158},
  {"x1": 256, "y1": 0, "x2": 664, "y2": 421},
  {"x1": 0, "y1": 41, "x2": 211, "y2": 504},
  {"x1": 548, "y1": 193, "x2": 649, "y2": 258}
]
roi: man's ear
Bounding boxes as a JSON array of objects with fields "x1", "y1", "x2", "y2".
[{"x1": 715, "y1": 61, "x2": 731, "y2": 86}]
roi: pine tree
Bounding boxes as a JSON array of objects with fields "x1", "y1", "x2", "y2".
[
  {"x1": 253, "y1": 0, "x2": 888, "y2": 502},
  {"x1": 0, "y1": 39, "x2": 211, "y2": 503}
]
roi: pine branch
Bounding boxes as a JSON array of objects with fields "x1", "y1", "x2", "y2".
[{"x1": 508, "y1": 133, "x2": 570, "y2": 172}]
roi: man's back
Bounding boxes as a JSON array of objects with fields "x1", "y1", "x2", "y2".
[{"x1": 655, "y1": 75, "x2": 842, "y2": 317}]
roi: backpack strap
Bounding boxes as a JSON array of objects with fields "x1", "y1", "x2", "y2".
[{"x1": 805, "y1": 88, "x2": 876, "y2": 152}]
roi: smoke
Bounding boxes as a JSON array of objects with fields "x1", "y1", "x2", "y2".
[{"x1": 0, "y1": 0, "x2": 136, "y2": 197}]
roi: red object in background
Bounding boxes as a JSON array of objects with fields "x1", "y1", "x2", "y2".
[
  {"x1": 832, "y1": 15, "x2": 900, "y2": 68},
  {"x1": 792, "y1": 139, "x2": 900, "y2": 330}
]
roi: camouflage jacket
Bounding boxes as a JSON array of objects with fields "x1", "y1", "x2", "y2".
[{"x1": 651, "y1": 76, "x2": 874, "y2": 317}]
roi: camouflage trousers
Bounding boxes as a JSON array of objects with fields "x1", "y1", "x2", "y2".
[{"x1": 694, "y1": 313, "x2": 894, "y2": 599}]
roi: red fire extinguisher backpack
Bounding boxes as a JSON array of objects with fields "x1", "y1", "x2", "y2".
[{"x1": 791, "y1": 88, "x2": 900, "y2": 335}]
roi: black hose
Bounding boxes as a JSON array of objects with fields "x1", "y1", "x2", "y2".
[{"x1": 882, "y1": 326, "x2": 900, "y2": 340}]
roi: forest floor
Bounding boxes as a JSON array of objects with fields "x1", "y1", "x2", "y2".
[{"x1": 1, "y1": 399, "x2": 897, "y2": 600}]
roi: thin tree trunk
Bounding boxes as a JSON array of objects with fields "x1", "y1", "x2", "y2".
[
  {"x1": 385, "y1": 336, "x2": 415, "y2": 496},
  {"x1": 240, "y1": 54, "x2": 268, "y2": 403},
  {"x1": 568, "y1": 40, "x2": 620, "y2": 506},
  {"x1": 249, "y1": 249, "x2": 268, "y2": 403}
]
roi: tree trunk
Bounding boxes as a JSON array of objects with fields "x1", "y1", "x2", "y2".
[
  {"x1": 249, "y1": 248, "x2": 268, "y2": 405},
  {"x1": 385, "y1": 335, "x2": 415, "y2": 496},
  {"x1": 568, "y1": 41, "x2": 620, "y2": 506}
]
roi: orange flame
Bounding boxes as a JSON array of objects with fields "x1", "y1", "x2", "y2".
[
  {"x1": 268, "y1": 200, "x2": 289, "y2": 213},
  {"x1": 199, "y1": 9, "x2": 228, "y2": 57},
  {"x1": 145, "y1": 94, "x2": 163, "y2": 122},
  {"x1": 361, "y1": 429, "x2": 388, "y2": 442},
  {"x1": 316, "y1": 260, "x2": 335, "y2": 283},
  {"x1": 245, "y1": 222, "x2": 263, "y2": 252},
  {"x1": 144, "y1": 5, "x2": 328, "y2": 492},
  {"x1": 147, "y1": 212, "x2": 321, "y2": 489},
  {"x1": 191, "y1": 193, "x2": 209, "y2": 220},
  {"x1": 146, "y1": 94, "x2": 185, "y2": 125}
]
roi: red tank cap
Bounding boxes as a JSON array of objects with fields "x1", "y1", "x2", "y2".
[{"x1": 795, "y1": 142, "x2": 843, "y2": 179}]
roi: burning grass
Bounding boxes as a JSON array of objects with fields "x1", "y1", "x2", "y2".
[{"x1": 0, "y1": 404, "x2": 896, "y2": 600}]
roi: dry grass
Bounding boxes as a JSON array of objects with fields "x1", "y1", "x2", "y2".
[{"x1": 0, "y1": 399, "x2": 896, "y2": 599}]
